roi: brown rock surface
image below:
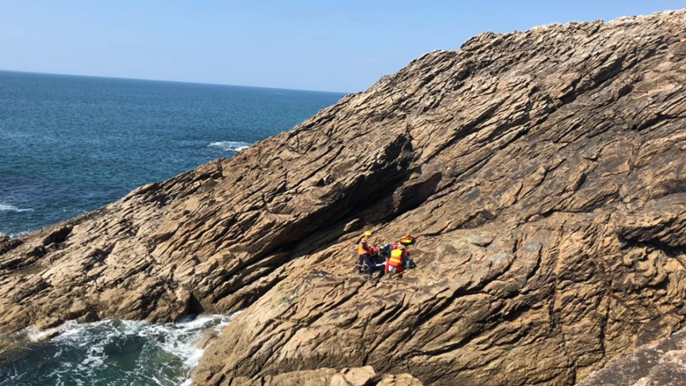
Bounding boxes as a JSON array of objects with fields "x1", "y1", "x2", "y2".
[
  {"x1": 220, "y1": 366, "x2": 422, "y2": 386},
  {"x1": 377, "y1": 374, "x2": 424, "y2": 386},
  {"x1": 228, "y1": 366, "x2": 382, "y2": 386},
  {"x1": 578, "y1": 330, "x2": 686, "y2": 386},
  {"x1": 2, "y1": 8, "x2": 686, "y2": 386}
]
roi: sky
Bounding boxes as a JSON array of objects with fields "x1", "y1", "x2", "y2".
[{"x1": 1, "y1": 1, "x2": 685, "y2": 93}]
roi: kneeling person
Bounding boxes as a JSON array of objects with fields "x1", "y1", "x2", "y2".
[{"x1": 386, "y1": 245, "x2": 405, "y2": 275}]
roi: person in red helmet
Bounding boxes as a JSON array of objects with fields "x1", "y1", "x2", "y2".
[
  {"x1": 386, "y1": 235, "x2": 415, "y2": 276},
  {"x1": 385, "y1": 244, "x2": 405, "y2": 275},
  {"x1": 395, "y1": 235, "x2": 414, "y2": 260}
]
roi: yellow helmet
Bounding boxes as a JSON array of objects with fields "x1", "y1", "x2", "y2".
[{"x1": 363, "y1": 230, "x2": 372, "y2": 237}]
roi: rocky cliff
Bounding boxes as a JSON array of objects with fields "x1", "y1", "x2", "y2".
[{"x1": 3, "y1": 9, "x2": 686, "y2": 386}]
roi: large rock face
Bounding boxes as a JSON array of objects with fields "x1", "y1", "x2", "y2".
[
  {"x1": 579, "y1": 330, "x2": 686, "y2": 386},
  {"x1": 3, "y1": 9, "x2": 686, "y2": 386}
]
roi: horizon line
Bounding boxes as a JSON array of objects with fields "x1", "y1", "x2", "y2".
[{"x1": 0, "y1": 68, "x2": 351, "y2": 95}]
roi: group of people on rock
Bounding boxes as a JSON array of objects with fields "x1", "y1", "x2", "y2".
[{"x1": 355, "y1": 230, "x2": 416, "y2": 281}]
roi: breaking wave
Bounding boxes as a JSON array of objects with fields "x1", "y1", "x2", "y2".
[
  {"x1": 0, "y1": 203, "x2": 33, "y2": 213},
  {"x1": 207, "y1": 141, "x2": 250, "y2": 152},
  {"x1": 0, "y1": 313, "x2": 238, "y2": 386}
]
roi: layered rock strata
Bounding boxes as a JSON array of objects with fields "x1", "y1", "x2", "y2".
[{"x1": 3, "y1": 9, "x2": 686, "y2": 386}]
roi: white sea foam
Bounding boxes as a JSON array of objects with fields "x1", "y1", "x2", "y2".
[
  {"x1": 26, "y1": 321, "x2": 77, "y2": 342},
  {"x1": 0, "y1": 203, "x2": 33, "y2": 213},
  {"x1": 208, "y1": 141, "x2": 250, "y2": 152},
  {"x1": 7, "y1": 313, "x2": 239, "y2": 386},
  {"x1": 3, "y1": 364, "x2": 25, "y2": 385}
]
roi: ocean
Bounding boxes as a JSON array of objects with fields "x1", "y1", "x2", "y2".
[
  {"x1": 0, "y1": 71, "x2": 344, "y2": 384},
  {"x1": 0, "y1": 70, "x2": 344, "y2": 236},
  {"x1": 0, "y1": 314, "x2": 236, "y2": 386}
]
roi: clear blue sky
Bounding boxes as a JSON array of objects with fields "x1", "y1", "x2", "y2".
[{"x1": 1, "y1": 1, "x2": 684, "y2": 92}]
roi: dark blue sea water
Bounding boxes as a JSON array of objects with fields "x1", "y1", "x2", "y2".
[
  {"x1": 0, "y1": 314, "x2": 235, "y2": 386},
  {"x1": 0, "y1": 71, "x2": 343, "y2": 385},
  {"x1": 0, "y1": 71, "x2": 344, "y2": 236}
]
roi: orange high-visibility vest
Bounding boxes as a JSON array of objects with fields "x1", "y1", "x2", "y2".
[
  {"x1": 392, "y1": 244, "x2": 408, "y2": 258},
  {"x1": 358, "y1": 236, "x2": 369, "y2": 255},
  {"x1": 389, "y1": 248, "x2": 403, "y2": 267}
]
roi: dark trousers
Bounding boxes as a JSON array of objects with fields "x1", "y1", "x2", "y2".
[
  {"x1": 370, "y1": 260, "x2": 385, "y2": 279},
  {"x1": 358, "y1": 253, "x2": 372, "y2": 272}
]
